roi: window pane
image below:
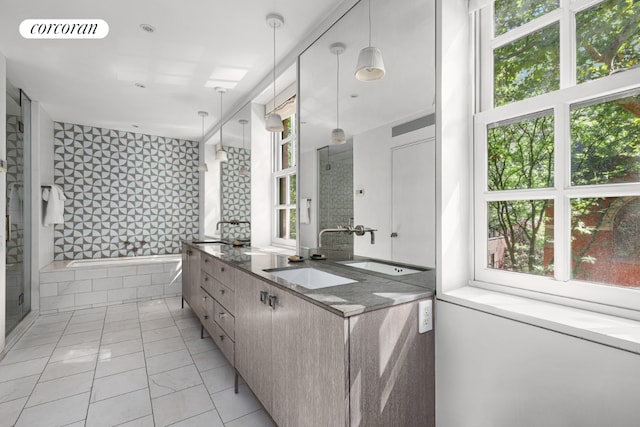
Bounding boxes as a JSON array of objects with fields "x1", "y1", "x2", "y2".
[
  {"x1": 278, "y1": 177, "x2": 286, "y2": 205},
  {"x1": 281, "y1": 142, "x2": 291, "y2": 169},
  {"x1": 282, "y1": 117, "x2": 292, "y2": 140},
  {"x1": 290, "y1": 209, "x2": 297, "y2": 239},
  {"x1": 494, "y1": 23, "x2": 560, "y2": 106},
  {"x1": 488, "y1": 112, "x2": 554, "y2": 190},
  {"x1": 277, "y1": 209, "x2": 287, "y2": 239},
  {"x1": 576, "y1": 0, "x2": 640, "y2": 84},
  {"x1": 571, "y1": 92, "x2": 640, "y2": 186},
  {"x1": 487, "y1": 200, "x2": 554, "y2": 275},
  {"x1": 571, "y1": 197, "x2": 640, "y2": 288},
  {"x1": 494, "y1": 0, "x2": 558, "y2": 36},
  {"x1": 289, "y1": 174, "x2": 297, "y2": 205}
]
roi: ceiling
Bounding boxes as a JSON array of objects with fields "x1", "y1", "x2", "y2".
[{"x1": 0, "y1": 0, "x2": 347, "y2": 141}]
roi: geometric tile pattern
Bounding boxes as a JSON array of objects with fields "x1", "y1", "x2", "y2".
[
  {"x1": 0, "y1": 298, "x2": 274, "y2": 427},
  {"x1": 53, "y1": 122, "x2": 200, "y2": 260},
  {"x1": 318, "y1": 145, "x2": 354, "y2": 251},
  {"x1": 220, "y1": 146, "x2": 251, "y2": 242},
  {"x1": 6, "y1": 114, "x2": 25, "y2": 266}
]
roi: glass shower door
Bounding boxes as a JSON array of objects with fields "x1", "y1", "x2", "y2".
[{"x1": 5, "y1": 87, "x2": 31, "y2": 335}]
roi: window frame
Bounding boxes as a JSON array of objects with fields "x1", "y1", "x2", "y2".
[
  {"x1": 272, "y1": 114, "x2": 297, "y2": 247},
  {"x1": 473, "y1": 0, "x2": 640, "y2": 314}
]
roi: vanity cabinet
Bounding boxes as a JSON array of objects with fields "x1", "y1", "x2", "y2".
[
  {"x1": 181, "y1": 244, "x2": 201, "y2": 312},
  {"x1": 183, "y1": 245, "x2": 434, "y2": 427}
]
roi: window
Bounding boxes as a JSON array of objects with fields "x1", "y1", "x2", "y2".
[
  {"x1": 272, "y1": 114, "x2": 297, "y2": 246},
  {"x1": 474, "y1": 0, "x2": 640, "y2": 310}
]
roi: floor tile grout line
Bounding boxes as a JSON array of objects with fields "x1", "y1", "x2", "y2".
[
  {"x1": 223, "y1": 408, "x2": 266, "y2": 425},
  {"x1": 83, "y1": 305, "x2": 108, "y2": 425},
  {"x1": 22, "y1": 388, "x2": 91, "y2": 411},
  {"x1": 139, "y1": 299, "x2": 160, "y2": 426},
  {"x1": 12, "y1": 309, "x2": 76, "y2": 426}
]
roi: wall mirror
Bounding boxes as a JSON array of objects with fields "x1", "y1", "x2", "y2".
[
  {"x1": 206, "y1": 103, "x2": 252, "y2": 242},
  {"x1": 298, "y1": 0, "x2": 436, "y2": 267}
]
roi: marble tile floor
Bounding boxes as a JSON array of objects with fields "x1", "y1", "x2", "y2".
[{"x1": 0, "y1": 297, "x2": 275, "y2": 427}]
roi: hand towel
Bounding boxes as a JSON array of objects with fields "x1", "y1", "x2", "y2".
[
  {"x1": 43, "y1": 184, "x2": 67, "y2": 226},
  {"x1": 8, "y1": 183, "x2": 23, "y2": 225},
  {"x1": 300, "y1": 198, "x2": 311, "y2": 224}
]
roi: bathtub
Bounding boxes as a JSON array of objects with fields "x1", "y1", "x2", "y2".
[
  {"x1": 41, "y1": 254, "x2": 183, "y2": 314},
  {"x1": 66, "y1": 254, "x2": 181, "y2": 268}
]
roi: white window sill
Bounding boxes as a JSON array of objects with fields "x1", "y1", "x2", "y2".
[{"x1": 439, "y1": 286, "x2": 640, "y2": 354}]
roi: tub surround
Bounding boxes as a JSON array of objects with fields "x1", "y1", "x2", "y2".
[
  {"x1": 53, "y1": 122, "x2": 199, "y2": 260},
  {"x1": 39, "y1": 255, "x2": 182, "y2": 314},
  {"x1": 186, "y1": 241, "x2": 435, "y2": 317}
]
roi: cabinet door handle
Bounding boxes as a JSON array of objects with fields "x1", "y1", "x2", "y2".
[
  {"x1": 268, "y1": 295, "x2": 277, "y2": 310},
  {"x1": 204, "y1": 315, "x2": 209, "y2": 320},
  {"x1": 204, "y1": 258, "x2": 209, "y2": 263},
  {"x1": 219, "y1": 312, "x2": 226, "y2": 319},
  {"x1": 220, "y1": 267, "x2": 225, "y2": 272},
  {"x1": 259, "y1": 291, "x2": 268, "y2": 304},
  {"x1": 219, "y1": 335, "x2": 225, "y2": 341},
  {"x1": 202, "y1": 296, "x2": 208, "y2": 302},
  {"x1": 219, "y1": 289, "x2": 226, "y2": 296}
]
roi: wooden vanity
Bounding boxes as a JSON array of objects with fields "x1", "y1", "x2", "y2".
[{"x1": 182, "y1": 243, "x2": 435, "y2": 427}]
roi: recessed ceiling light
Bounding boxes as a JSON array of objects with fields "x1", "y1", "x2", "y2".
[
  {"x1": 350, "y1": 94, "x2": 359, "y2": 98},
  {"x1": 132, "y1": 124, "x2": 139, "y2": 128},
  {"x1": 134, "y1": 82, "x2": 146, "y2": 89},
  {"x1": 140, "y1": 24, "x2": 155, "y2": 33}
]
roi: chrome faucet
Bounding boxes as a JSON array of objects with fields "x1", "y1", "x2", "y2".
[
  {"x1": 216, "y1": 219, "x2": 251, "y2": 230},
  {"x1": 318, "y1": 225, "x2": 377, "y2": 248}
]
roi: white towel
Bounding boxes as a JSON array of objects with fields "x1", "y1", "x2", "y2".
[
  {"x1": 42, "y1": 184, "x2": 67, "y2": 226},
  {"x1": 300, "y1": 198, "x2": 311, "y2": 224},
  {"x1": 8, "y1": 183, "x2": 23, "y2": 225}
]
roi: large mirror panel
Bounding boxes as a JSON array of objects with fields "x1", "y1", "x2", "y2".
[{"x1": 298, "y1": 0, "x2": 435, "y2": 267}]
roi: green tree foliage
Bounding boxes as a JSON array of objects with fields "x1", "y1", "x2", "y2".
[{"x1": 488, "y1": 0, "x2": 640, "y2": 279}]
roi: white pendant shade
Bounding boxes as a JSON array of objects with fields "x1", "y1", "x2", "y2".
[
  {"x1": 216, "y1": 149, "x2": 228, "y2": 162},
  {"x1": 266, "y1": 112, "x2": 284, "y2": 132},
  {"x1": 331, "y1": 128, "x2": 346, "y2": 145},
  {"x1": 355, "y1": 46, "x2": 385, "y2": 81}
]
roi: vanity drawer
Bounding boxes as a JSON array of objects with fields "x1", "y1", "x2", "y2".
[
  {"x1": 213, "y1": 322, "x2": 234, "y2": 366},
  {"x1": 202, "y1": 255, "x2": 235, "y2": 288},
  {"x1": 214, "y1": 300, "x2": 235, "y2": 340},
  {"x1": 197, "y1": 287, "x2": 214, "y2": 324},
  {"x1": 212, "y1": 279, "x2": 235, "y2": 314},
  {"x1": 201, "y1": 272, "x2": 216, "y2": 296}
]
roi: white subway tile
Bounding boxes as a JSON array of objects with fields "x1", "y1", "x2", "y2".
[
  {"x1": 41, "y1": 270, "x2": 75, "y2": 284},
  {"x1": 40, "y1": 295, "x2": 75, "y2": 311},
  {"x1": 124, "y1": 275, "x2": 151, "y2": 288},
  {"x1": 137, "y1": 265, "x2": 165, "y2": 275},
  {"x1": 58, "y1": 280, "x2": 92, "y2": 295},
  {"x1": 137, "y1": 285, "x2": 165, "y2": 299},
  {"x1": 75, "y1": 268, "x2": 108, "y2": 280},
  {"x1": 108, "y1": 266, "x2": 139, "y2": 277},
  {"x1": 151, "y1": 272, "x2": 173, "y2": 285},
  {"x1": 93, "y1": 277, "x2": 123, "y2": 291},
  {"x1": 108, "y1": 288, "x2": 137, "y2": 302},
  {"x1": 40, "y1": 283, "x2": 58, "y2": 298},
  {"x1": 76, "y1": 291, "x2": 108, "y2": 306}
]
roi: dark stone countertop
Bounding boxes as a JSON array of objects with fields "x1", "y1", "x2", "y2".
[{"x1": 185, "y1": 241, "x2": 435, "y2": 318}]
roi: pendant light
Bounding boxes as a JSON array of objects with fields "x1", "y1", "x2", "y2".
[
  {"x1": 265, "y1": 13, "x2": 285, "y2": 132},
  {"x1": 355, "y1": 0, "x2": 385, "y2": 82},
  {"x1": 238, "y1": 119, "x2": 250, "y2": 176},
  {"x1": 215, "y1": 87, "x2": 228, "y2": 162},
  {"x1": 197, "y1": 111, "x2": 209, "y2": 172},
  {"x1": 330, "y1": 43, "x2": 346, "y2": 145}
]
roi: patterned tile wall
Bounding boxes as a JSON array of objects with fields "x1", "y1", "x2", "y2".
[
  {"x1": 318, "y1": 146, "x2": 354, "y2": 251},
  {"x1": 53, "y1": 122, "x2": 200, "y2": 260},
  {"x1": 220, "y1": 146, "x2": 251, "y2": 241},
  {"x1": 6, "y1": 115, "x2": 24, "y2": 266}
]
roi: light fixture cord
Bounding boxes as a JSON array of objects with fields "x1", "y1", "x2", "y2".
[
  {"x1": 368, "y1": 0, "x2": 372, "y2": 47},
  {"x1": 219, "y1": 91, "x2": 223, "y2": 147},
  {"x1": 201, "y1": 114, "x2": 205, "y2": 141},
  {"x1": 336, "y1": 51, "x2": 340, "y2": 129},
  {"x1": 273, "y1": 21, "x2": 277, "y2": 114},
  {"x1": 241, "y1": 122, "x2": 245, "y2": 150}
]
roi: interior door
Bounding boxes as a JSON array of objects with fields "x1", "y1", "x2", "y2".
[
  {"x1": 391, "y1": 139, "x2": 435, "y2": 267},
  {"x1": 5, "y1": 87, "x2": 31, "y2": 335}
]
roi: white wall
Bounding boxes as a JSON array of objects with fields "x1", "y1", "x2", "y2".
[
  {"x1": 298, "y1": 148, "x2": 317, "y2": 249},
  {"x1": 203, "y1": 141, "x2": 221, "y2": 238},
  {"x1": 352, "y1": 113, "x2": 435, "y2": 260},
  {"x1": 0, "y1": 51, "x2": 7, "y2": 352},
  {"x1": 250, "y1": 103, "x2": 272, "y2": 247},
  {"x1": 436, "y1": 301, "x2": 640, "y2": 427},
  {"x1": 33, "y1": 102, "x2": 54, "y2": 270}
]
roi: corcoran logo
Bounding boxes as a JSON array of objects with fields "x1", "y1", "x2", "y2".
[{"x1": 19, "y1": 19, "x2": 109, "y2": 39}]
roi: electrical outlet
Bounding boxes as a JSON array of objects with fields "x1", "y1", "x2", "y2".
[{"x1": 418, "y1": 300, "x2": 432, "y2": 333}]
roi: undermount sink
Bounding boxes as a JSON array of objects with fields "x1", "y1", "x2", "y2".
[
  {"x1": 265, "y1": 267, "x2": 357, "y2": 289},
  {"x1": 340, "y1": 261, "x2": 425, "y2": 276}
]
